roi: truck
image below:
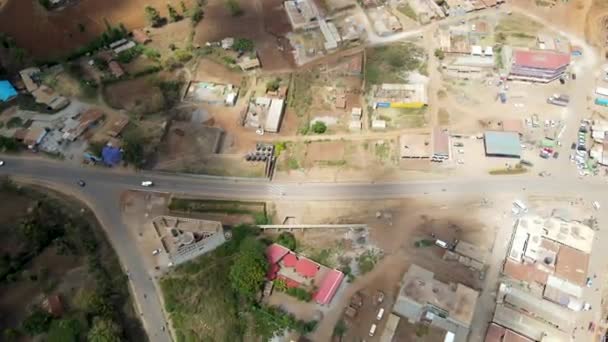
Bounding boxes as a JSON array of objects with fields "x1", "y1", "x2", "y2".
[
  {"x1": 547, "y1": 94, "x2": 570, "y2": 106},
  {"x1": 595, "y1": 97, "x2": 608, "y2": 107},
  {"x1": 596, "y1": 87, "x2": 608, "y2": 97},
  {"x1": 499, "y1": 92, "x2": 507, "y2": 103}
]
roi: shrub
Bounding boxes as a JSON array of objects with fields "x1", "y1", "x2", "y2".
[
  {"x1": 226, "y1": 0, "x2": 244, "y2": 16},
  {"x1": 234, "y1": 38, "x2": 254, "y2": 52},
  {"x1": 434, "y1": 49, "x2": 445, "y2": 60},
  {"x1": 266, "y1": 78, "x2": 281, "y2": 92},
  {"x1": 190, "y1": 4, "x2": 204, "y2": 25},
  {"x1": 144, "y1": 6, "x2": 162, "y2": 27},
  {"x1": 311, "y1": 121, "x2": 327, "y2": 134},
  {"x1": 22, "y1": 309, "x2": 52, "y2": 335},
  {"x1": 276, "y1": 232, "x2": 296, "y2": 250}
]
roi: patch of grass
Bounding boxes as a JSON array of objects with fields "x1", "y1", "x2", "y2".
[
  {"x1": 226, "y1": 0, "x2": 244, "y2": 16},
  {"x1": 287, "y1": 157, "x2": 300, "y2": 170},
  {"x1": 397, "y1": 4, "x2": 417, "y2": 21},
  {"x1": 414, "y1": 239, "x2": 435, "y2": 248},
  {"x1": 374, "y1": 142, "x2": 390, "y2": 161},
  {"x1": 308, "y1": 249, "x2": 332, "y2": 266},
  {"x1": 365, "y1": 43, "x2": 425, "y2": 86},
  {"x1": 494, "y1": 14, "x2": 542, "y2": 45},
  {"x1": 274, "y1": 141, "x2": 287, "y2": 157},
  {"x1": 489, "y1": 164, "x2": 528, "y2": 175},
  {"x1": 287, "y1": 72, "x2": 317, "y2": 117},
  {"x1": 169, "y1": 198, "x2": 266, "y2": 215},
  {"x1": 317, "y1": 160, "x2": 347, "y2": 167}
]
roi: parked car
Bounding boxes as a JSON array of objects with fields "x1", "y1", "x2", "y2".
[
  {"x1": 571, "y1": 143, "x2": 576, "y2": 150},
  {"x1": 520, "y1": 159, "x2": 533, "y2": 167},
  {"x1": 553, "y1": 152, "x2": 559, "y2": 159},
  {"x1": 152, "y1": 249, "x2": 161, "y2": 255}
]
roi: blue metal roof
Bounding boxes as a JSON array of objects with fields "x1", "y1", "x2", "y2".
[
  {"x1": 102, "y1": 146, "x2": 122, "y2": 166},
  {"x1": 484, "y1": 131, "x2": 521, "y2": 157},
  {"x1": 0, "y1": 80, "x2": 17, "y2": 102}
]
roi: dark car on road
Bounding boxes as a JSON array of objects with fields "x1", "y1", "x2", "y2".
[{"x1": 77, "y1": 180, "x2": 86, "y2": 187}]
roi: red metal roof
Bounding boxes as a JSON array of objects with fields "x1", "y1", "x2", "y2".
[
  {"x1": 267, "y1": 263, "x2": 280, "y2": 280},
  {"x1": 266, "y1": 244, "x2": 289, "y2": 264},
  {"x1": 282, "y1": 252, "x2": 298, "y2": 268},
  {"x1": 513, "y1": 50, "x2": 570, "y2": 70},
  {"x1": 295, "y1": 258, "x2": 319, "y2": 278},
  {"x1": 313, "y1": 269, "x2": 345, "y2": 305}
]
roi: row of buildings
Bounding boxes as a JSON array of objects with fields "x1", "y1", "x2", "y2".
[
  {"x1": 381, "y1": 264, "x2": 480, "y2": 342},
  {"x1": 486, "y1": 216, "x2": 596, "y2": 341},
  {"x1": 408, "y1": 0, "x2": 505, "y2": 24}
]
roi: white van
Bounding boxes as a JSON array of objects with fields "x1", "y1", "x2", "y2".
[
  {"x1": 513, "y1": 200, "x2": 528, "y2": 213},
  {"x1": 141, "y1": 181, "x2": 154, "y2": 187},
  {"x1": 435, "y1": 240, "x2": 449, "y2": 249},
  {"x1": 376, "y1": 308, "x2": 385, "y2": 321},
  {"x1": 593, "y1": 201, "x2": 600, "y2": 210},
  {"x1": 369, "y1": 324, "x2": 377, "y2": 337}
]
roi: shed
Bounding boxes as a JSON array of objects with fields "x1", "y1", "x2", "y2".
[
  {"x1": 102, "y1": 145, "x2": 122, "y2": 166},
  {"x1": 484, "y1": 131, "x2": 521, "y2": 158},
  {"x1": 108, "y1": 61, "x2": 125, "y2": 78},
  {"x1": 0, "y1": 80, "x2": 17, "y2": 102},
  {"x1": 132, "y1": 29, "x2": 151, "y2": 44},
  {"x1": 264, "y1": 99, "x2": 285, "y2": 133},
  {"x1": 371, "y1": 119, "x2": 386, "y2": 130}
]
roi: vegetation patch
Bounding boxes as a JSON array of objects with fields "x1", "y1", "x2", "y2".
[
  {"x1": 357, "y1": 249, "x2": 381, "y2": 274},
  {"x1": 160, "y1": 226, "x2": 317, "y2": 341},
  {"x1": 168, "y1": 198, "x2": 270, "y2": 224},
  {"x1": 489, "y1": 164, "x2": 528, "y2": 175},
  {"x1": 0, "y1": 180, "x2": 143, "y2": 341},
  {"x1": 287, "y1": 72, "x2": 317, "y2": 117},
  {"x1": 365, "y1": 43, "x2": 425, "y2": 86},
  {"x1": 397, "y1": 4, "x2": 417, "y2": 21}
]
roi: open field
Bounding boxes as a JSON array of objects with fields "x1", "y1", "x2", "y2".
[
  {"x1": 192, "y1": 0, "x2": 294, "y2": 71},
  {"x1": 494, "y1": 12, "x2": 543, "y2": 46},
  {"x1": 0, "y1": 180, "x2": 143, "y2": 341},
  {"x1": 365, "y1": 43, "x2": 426, "y2": 86},
  {"x1": 0, "y1": 0, "x2": 197, "y2": 60}
]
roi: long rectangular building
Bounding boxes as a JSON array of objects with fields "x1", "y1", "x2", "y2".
[{"x1": 508, "y1": 49, "x2": 570, "y2": 83}]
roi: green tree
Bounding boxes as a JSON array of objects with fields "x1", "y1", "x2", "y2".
[
  {"x1": 234, "y1": 38, "x2": 254, "y2": 52},
  {"x1": 88, "y1": 141, "x2": 106, "y2": 157},
  {"x1": 144, "y1": 6, "x2": 162, "y2": 27},
  {"x1": 87, "y1": 317, "x2": 122, "y2": 342},
  {"x1": 38, "y1": 0, "x2": 51, "y2": 9},
  {"x1": 434, "y1": 48, "x2": 445, "y2": 60},
  {"x1": 6, "y1": 117, "x2": 22, "y2": 128},
  {"x1": 180, "y1": 1, "x2": 188, "y2": 13},
  {"x1": 229, "y1": 237, "x2": 267, "y2": 300},
  {"x1": 333, "y1": 319, "x2": 347, "y2": 337},
  {"x1": 167, "y1": 4, "x2": 181, "y2": 22},
  {"x1": 47, "y1": 318, "x2": 82, "y2": 342},
  {"x1": 226, "y1": 0, "x2": 243, "y2": 16},
  {"x1": 0, "y1": 136, "x2": 19, "y2": 152},
  {"x1": 3, "y1": 328, "x2": 19, "y2": 341},
  {"x1": 266, "y1": 78, "x2": 281, "y2": 92},
  {"x1": 122, "y1": 128, "x2": 145, "y2": 168},
  {"x1": 311, "y1": 121, "x2": 327, "y2": 134},
  {"x1": 22, "y1": 309, "x2": 52, "y2": 335},
  {"x1": 276, "y1": 232, "x2": 296, "y2": 250},
  {"x1": 190, "y1": 4, "x2": 204, "y2": 25}
]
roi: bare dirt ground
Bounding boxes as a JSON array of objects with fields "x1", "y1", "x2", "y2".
[
  {"x1": 511, "y1": 0, "x2": 591, "y2": 38},
  {"x1": 0, "y1": 0, "x2": 197, "y2": 59},
  {"x1": 103, "y1": 74, "x2": 166, "y2": 114},
  {"x1": 273, "y1": 193, "x2": 504, "y2": 341},
  {"x1": 192, "y1": 0, "x2": 294, "y2": 71}
]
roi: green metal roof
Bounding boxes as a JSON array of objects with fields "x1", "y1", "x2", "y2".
[{"x1": 484, "y1": 131, "x2": 522, "y2": 157}]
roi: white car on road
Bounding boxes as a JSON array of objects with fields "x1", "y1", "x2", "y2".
[
  {"x1": 0, "y1": 160, "x2": 4, "y2": 166},
  {"x1": 141, "y1": 181, "x2": 154, "y2": 187}
]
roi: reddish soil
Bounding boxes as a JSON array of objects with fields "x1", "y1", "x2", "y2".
[
  {"x1": 192, "y1": 0, "x2": 294, "y2": 71},
  {"x1": 0, "y1": 0, "x2": 197, "y2": 60},
  {"x1": 103, "y1": 74, "x2": 165, "y2": 114}
]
